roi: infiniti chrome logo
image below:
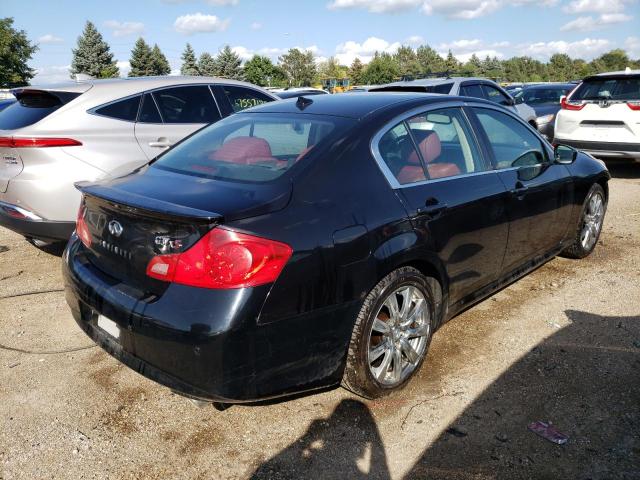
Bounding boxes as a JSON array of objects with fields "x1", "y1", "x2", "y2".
[{"x1": 108, "y1": 220, "x2": 124, "y2": 237}]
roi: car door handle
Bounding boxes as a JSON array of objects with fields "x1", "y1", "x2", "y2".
[
  {"x1": 148, "y1": 138, "x2": 172, "y2": 148},
  {"x1": 510, "y1": 182, "x2": 528, "y2": 198},
  {"x1": 417, "y1": 198, "x2": 448, "y2": 219}
]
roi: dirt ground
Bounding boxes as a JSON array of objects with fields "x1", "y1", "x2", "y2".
[{"x1": 1, "y1": 160, "x2": 639, "y2": 480}]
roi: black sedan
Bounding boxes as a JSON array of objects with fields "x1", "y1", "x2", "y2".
[
  {"x1": 63, "y1": 93, "x2": 609, "y2": 403},
  {"x1": 514, "y1": 83, "x2": 575, "y2": 140}
]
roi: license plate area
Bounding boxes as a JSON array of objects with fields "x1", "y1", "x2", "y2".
[{"x1": 97, "y1": 314, "x2": 120, "y2": 339}]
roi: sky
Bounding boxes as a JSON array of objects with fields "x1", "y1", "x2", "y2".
[{"x1": 3, "y1": 0, "x2": 639, "y2": 84}]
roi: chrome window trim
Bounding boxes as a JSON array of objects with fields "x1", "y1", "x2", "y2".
[{"x1": 370, "y1": 100, "x2": 495, "y2": 190}]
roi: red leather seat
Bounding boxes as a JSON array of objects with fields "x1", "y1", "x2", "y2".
[
  {"x1": 210, "y1": 137, "x2": 278, "y2": 165},
  {"x1": 404, "y1": 130, "x2": 461, "y2": 180}
]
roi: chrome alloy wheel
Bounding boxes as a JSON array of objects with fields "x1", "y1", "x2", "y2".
[
  {"x1": 581, "y1": 191, "x2": 605, "y2": 251},
  {"x1": 368, "y1": 285, "x2": 430, "y2": 386}
]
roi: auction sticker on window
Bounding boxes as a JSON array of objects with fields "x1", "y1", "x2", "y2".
[{"x1": 97, "y1": 315, "x2": 120, "y2": 339}]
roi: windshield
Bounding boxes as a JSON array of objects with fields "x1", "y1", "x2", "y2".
[
  {"x1": 515, "y1": 86, "x2": 572, "y2": 105},
  {"x1": 153, "y1": 112, "x2": 354, "y2": 183},
  {"x1": 570, "y1": 77, "x2": 640, "y2": 101}
]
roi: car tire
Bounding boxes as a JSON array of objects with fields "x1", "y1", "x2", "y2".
[
  {"x1": 561, "y1": 183, "x2": 607, "y2": 259},
  {"x1": 342, "y1": 267, "x2": 438, "y2": 399}
]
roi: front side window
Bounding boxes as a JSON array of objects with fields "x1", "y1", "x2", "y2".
[
  {"x1": 153, "y1": 113, "x2": 351, "y2": 183},
  {"x1": 482, "y1": 85, "x2": 511, "y2": 106},
  {"x1": 223, "y1": 86, "x2": 273, "y2": 112},
  {"x1": 152, "y1": 86, "x2": 220, "y2": 124},
  {"x1": 473, "y1": 108, "x2": 546, "y2": 169},
  {"x1": 407, "y1": 108, "x2": 484, "y2": 179},
  {"x1": 94, "y1": 95, "x2": 141, "y2": 121}
]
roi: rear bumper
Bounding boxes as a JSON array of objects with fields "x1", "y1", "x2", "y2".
[
  {"x1": 62, "y1": 237, "x2": 357, "y2": 403},
  {"x1": 554, "y1": 139, "x2": 640, "y2": 159},
  {"x1": 0, "y1": 201, "x2": 75, "y2": 241}
]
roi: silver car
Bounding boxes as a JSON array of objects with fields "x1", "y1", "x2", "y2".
[
  {"x1": 370, "y1": 77, "x2": 538, "y2": 126},
  {"x1": 0, "y1": 76, "x2": 277, "y2": 245}
]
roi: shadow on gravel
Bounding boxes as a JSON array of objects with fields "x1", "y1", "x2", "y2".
[
  {"x1": 252, "y1": 310, "x2": 640, "y2": 480},
  {"x1": 602, "y1": 159, "x2": 640, "y2": 179}
]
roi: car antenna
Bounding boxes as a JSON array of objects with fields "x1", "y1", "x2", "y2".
[{"x1": 296, "y1": 96, "x2": 313, "y2": 110}]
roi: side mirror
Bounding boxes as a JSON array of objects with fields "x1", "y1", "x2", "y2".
[
  {"x1": 506, "y1": 97, "x2": 516, "y2": 106},
  {"x1": 554, "y1": 144, "x2": 577, "y2": 164}
]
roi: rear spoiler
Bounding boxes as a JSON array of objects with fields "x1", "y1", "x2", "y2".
[
  {"x1": 76, "y1": 181, "x2": 223, "y2": 223},
  {"x1": 11, "y1": 88, "x2": 85, "y2": 105}
]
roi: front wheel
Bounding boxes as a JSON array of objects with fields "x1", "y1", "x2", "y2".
[
  {"x1": 561, "y1": 183, "x2": 607, "y2": 259},
  {"x1": 342, "y1": 267, "x2": 437, "y2": 399}
]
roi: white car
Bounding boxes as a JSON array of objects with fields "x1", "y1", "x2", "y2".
[
  {"x1": 554, "y1": 69, "x2": 640, "y2": 160},
  {"x1": 0, "y1": 76, "x2": 277, "y2": 245}
]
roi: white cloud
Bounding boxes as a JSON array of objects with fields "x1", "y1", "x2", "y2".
[
  {"x1": 560, "y1": 13, "x2": 632, "y2": 31},
  {"x1": 328, "y1": 0, "x2": 422, "y2": 13},
  {"x1": 104, "y1": 20, "x2": 145, "y2": 37},
  {"x1": 335, "y1": 37, "x2": 401, "y2": 64},
  {"x1": 116, "y1": 61, "x2": 131, "y2": 76},
  {"x1": 37, "y1": 34, "x2": 63, "y2": 44},
  {"x1": 563, "y1": 0, "x2": 634, "y2": 13},
  {"x1": 422, "y1": 0, "x2": 500, "y2": 19},
  {"x1": 231, "y1": 46, "x2": 253, "y2": 61},
  {"x1": 451, "y1": 49, "x2": 504, "y2": 62},
  {"x1": 250, "y1": 21, "x2": 262, "y2": 30},
  {"x1": 206, "y1": 0, "x2": 239, "y2": 4},
  {"x1": 406, "y1": 35, "x2": 424, "y2": 44},
  {"x1": 173, "y1": 13, "x2": 230, "y2": 34},
  {"x1": 31, "y1": 65, "x2": 71, "y2": 85},
  {"x1": 435, "y1": 39, "x2": 507, "y2": 61},
  {"x1": 625, "y1": 36, "x2": 640, "y2": 58},
  {"x1": 519, "y1": 38, "x2": 612, "y2": 60}
]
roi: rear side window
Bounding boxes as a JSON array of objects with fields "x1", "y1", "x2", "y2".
[
  {"x1": 138, "y1": 93, "x2": 162, "y2": 123},
  {"x1": 423, "y1": 83, "x2": 453, "y2": 94},
  {"x1": 0, "y1": 90, "x2": 81, "y2": 130},
  {"x1": 94, "y1": 95, "x2": 141, "y2": 121},
  {"x1": 153, "y1": 86, "x2": 220, "y2": 124},
  {"x1": 378, "y1": 123, "x2": 425, "y2": 185},
  {"x1": 473, "y1": 108, "x2": 546, "y2": 169},
  {"x1": 223, "y1": 86, "x2": 273, "y2": 112},
  {"x1": 153, "y1": 113, "x2": 351, "y2": 182},
  {"x1": 571, "y1": 77, "x2": 640, "y2": 101}
]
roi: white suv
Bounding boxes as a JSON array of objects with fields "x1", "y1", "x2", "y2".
[
  {"x1": 554, "y1": 69, "x2": 640, "y2": 161},
  {"x1": 0, "y1": 76, "x2": 277, "y2": 245}
]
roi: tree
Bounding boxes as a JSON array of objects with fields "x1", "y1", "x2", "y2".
[
  {"x1": 444, "y1": 50, "x2": 460, "y2": 73},
  {"x1": 243, "y1": 55, "x2": 282, "y2": 86},
  {"x1": 548, "y1": 53, "x2": 574, "y2": 81},
  {"x1": 214, "y1": 45, "x2": 243, "y2": 80},
  {"x1": 70, "y1": 21, "x2": 119, "y2": 78},
  {"x1": 150, "y1": 44, "x2": 171, "y2": 75},
  {"x1": 180, "y1": 43, "x2": 199, "y2": 75},
  {"x1": 198, "y1": 52, "x2": 217, "y2": 76},
  {"x1": 361, "y1": 52, "x2": 399, "y2": 85},
  {"x1": 416, "y1": 45, "x2": 444, "y2": 74},
  {"x1": 279, "y1": 48, "x2": 317, "y2": 87},
  {"x1": 462, "y1": 53, "x2": 482, "y2": 77},
  {"x1": 128, "y1": 37, "x2": 153, "y2": 77},
  {"x1": 0, "y1": 17, "x2": 37, "y2": 86},
  {"x1": 348, "y1": 57, "x2": 365, "y2": 85},
  {"x1": 318, "y1": 56, "x2": 344, "y2": 80},
  {"x1": 591, "y1": 49, "x2": 630, "y2": 73},
  {"x1": 394, "y1": 45, "x2": 420, "y2": 79}
]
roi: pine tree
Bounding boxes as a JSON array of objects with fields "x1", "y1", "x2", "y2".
[
  {"x1": 444, "y1": 50, "x2": 460, "y2": 74},
  {"x1": 348, "y1": 57, "x2": 364, "y2": 85},
  {"x1": 128, "y1": 37, "x2": 153, "y2": 77},
  {"x1": 416, "y1": 45, "x2": 445, "y2": 74},
  {"x1": 214, "y1": 45, "x2": 243, "y2": 80},
  {"x1": 198, "y1": 52, "x2": 217, "y2": 76},
  {"x1": 70, "y1": 21, "x2": 119, "y2": 78},
  {"x1": 279, "y1": 48, "x2": 316, "y2": 87},
  {"x1": 180, "y1": 43, "x2": 199, "y2": 75},
  {"x1": 150, "y1": 44, "x2": 171, "y2": 76}
]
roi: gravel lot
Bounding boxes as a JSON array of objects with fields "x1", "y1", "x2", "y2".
[{"x1": 1, "y1": 161, "x2": 639, "y2": 480}]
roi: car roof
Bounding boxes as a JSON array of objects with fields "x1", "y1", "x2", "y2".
[
  {"x1": 24, "y1": 75, "x2": 261, "y2": 95},
  {"x1": 384, "y1": 77, "x2": 492, "y2": 87},
  {"x1": 521, "y1": 83, "x2": 574, "y2": 90},
  {"x1": 241, "y1": 92, "x2": 479, "y2": 119},
  {"x1": 584, "y1": 69, "x2": 640, "y2": 81}
]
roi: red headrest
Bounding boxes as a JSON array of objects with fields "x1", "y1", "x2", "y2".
[
  {"x1": 211, "y1": 136, "x2": 272, "y2": 164},
  {"x1": 408, "y1": 130, "x2": 441, "y2": 164}
]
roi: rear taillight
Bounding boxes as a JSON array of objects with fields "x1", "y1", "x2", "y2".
[
  {"x1": 627, "y1": 101, "x2": 640, "y2": 111},
  {"x1": 560, "y1": 97, "x2": 585, "y2": 111},
  {"x1": 146, "y1": 227, "x2": 292, "y2": 289},
  {"x1": 0, "y1": 136, "x2": 82, "y2": 148},
  {"x1": 76, "y1": 204, "x2": 91, "y2": 248}
]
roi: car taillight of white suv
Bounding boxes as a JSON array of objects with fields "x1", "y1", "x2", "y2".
[{"x1": 554, "y1": 69, "x2": 640, "y2": 161}]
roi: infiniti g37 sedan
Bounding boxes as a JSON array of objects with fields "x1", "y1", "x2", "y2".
[
  {"x1": 63, "y1": 93, "x2": 609, "y2": 403},
  {"x1": 0, "y1": 76, "x2": 276, "y2": 246}
]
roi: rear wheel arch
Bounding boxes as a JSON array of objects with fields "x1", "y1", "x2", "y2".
[{"x1": 397, "y1": 259, "x2": 446, "y2": 327}]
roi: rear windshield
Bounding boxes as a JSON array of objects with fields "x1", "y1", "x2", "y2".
[
  {"x1": 571, "y1": 76, "x2": 640, "y2": 101},
  {"x1": 372, "y1": 83, "x2": 453, "y2": 94},
  {"x1": 152, "y1": 113, "x2": 354, "y2": 183},
  {"x1": 0, "y1": 90, "x2": 81, "y2": 130},
  {"x1": 515, "y1": 86, "x2": 573, "y2": 104}
]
